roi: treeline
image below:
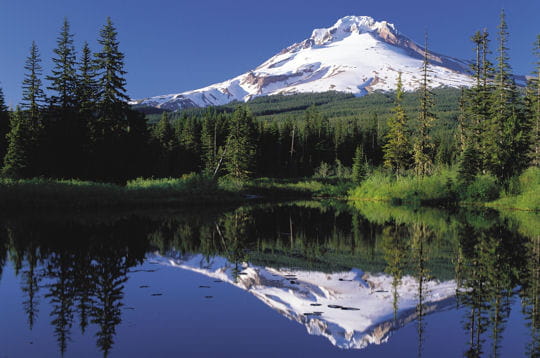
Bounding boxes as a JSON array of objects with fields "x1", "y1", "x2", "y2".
[
  {"x1": 382, "y1": 11, "x2": 539, "y2": 183},
  {"x1": 0, "y1": 12, "x2": 538, "y2": 185},
  {"x1": 0, "y1": 18, "x2": 151, "y2": 182}
]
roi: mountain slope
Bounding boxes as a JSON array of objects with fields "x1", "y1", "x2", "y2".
[{"x1": 132, "y1": 16, "x2": 474, "y2": 111}]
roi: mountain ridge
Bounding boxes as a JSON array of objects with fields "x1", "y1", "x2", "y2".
[{"x1": 131, "y1": 15, "x2": 475, "y2": 111}]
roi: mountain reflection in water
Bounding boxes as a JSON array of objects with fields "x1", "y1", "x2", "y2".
[{"x1": 0, "y1": 202, "x2": 538, "y2": 357}]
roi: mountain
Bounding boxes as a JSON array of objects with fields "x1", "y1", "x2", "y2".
[
  {"x1": 131, "y1": 16, "x2": 474, "y2": 111},
  {"x1": 150, "y1": 252, "x2": 457, "y2": 350}
]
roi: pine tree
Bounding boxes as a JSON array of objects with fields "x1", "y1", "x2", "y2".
[
  {"x1": 351, "y1": 146, "x2": 367, "y2": 184},
  {"x1": 225, "y1": 106, "x2": 256, "y2": 180},
  {"x1": 413, "y1": 34, "x2": 436, "y2": 177},
  {"x1": 458, "y1": 144, "x2": 480, "y2": 184},
  {"x1": 484, "y1": 11, "x2": 528, "y2": 180},
  {"x1": 383, "y1": 72, "x2": 410, "y2": 176},
  {"x1": 21, "y1": 41, "x2": 46, "y2": 122},
  {"x1": 200, "y1": 110, "x2": 224, "y2": 176},
  {"x1": 91, "y1": 18, "x2": 130, "y2": 181},
  {"x1": 525, "y1": 35, "x2": 540, "y2": 167},
  {"x1": 154, "y1": 112, "x2": 175, "y2": 151},
  {"x1": 47, "y1": 18, "x2": 77, "y2": 109},
  {"x1": 77, "y1": 42, "x2": 98, "y2": 114},
  {"x1": 93, "y1": 17, "x2": 129, "y2": 134},
  {"x1": 0, "y1": 87, "x2": 9, "y2": 162},
  {"x1": 2, "y1": 108, "x2": 31, "y2": 178}
]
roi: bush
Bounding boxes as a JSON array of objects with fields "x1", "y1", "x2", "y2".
[{"x1": 460, "y1": 174, "x2": 500, "y2": 202}]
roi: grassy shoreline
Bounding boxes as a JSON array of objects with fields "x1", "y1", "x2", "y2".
[
  {"x1": 348, "y1": 167, "x2": 540, "y2": 212},
  {"x1": 0, "y1": 168, "x2": 538, "y2": 211},
  {"x1": 0, "y1": 174, "x2": 348, "y2": 210}
]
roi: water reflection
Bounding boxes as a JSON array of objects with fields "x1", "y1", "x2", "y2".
[{"x1": 0, "y1": 203, "x2": 538, "y2": 357}]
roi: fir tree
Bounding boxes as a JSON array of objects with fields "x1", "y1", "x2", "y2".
[
  {"x1": 47, "y1": 18, "x2": 77, "y2": 109},
  {"x1": 383, "y1": 72, "x2": 410, "y2": 176},
  {"x1": 0, "y1": 87, "x2": 9, "y2": 162},
  {"x1": 2, "y1": 108, "x2": 31, "y2": 178},
  {"x1": 351, "y1": 146, "x2": 367, "y2": 184},
  {"x1": 91, "y1": 17, "x2": 131, "y2": 181},
  {"x1": 93, "y1": 17, "x2": 129, "y2": 134},
  {"x1": 458, "y1": 144, "x2": 480, "y2": 184},
  {"x1": 21, "y1": 41, "x2": 46, "y2": 122},
  {"x1": 200, "y1": 110, "x2": 224, "y2": 176},
  {"x1": 77, "y1": 42, "x2": 98, "y2": 114},
  {"x1": 525, "y1": 35, "x2": 540, "y2": 167},
  {"x1": 154, "y1": 112, "x2": 175, "y2": 151},
  {"x1": 485, "y1": 11, "x2": 528, "y2": 180},
  {"x1": 225, "y1": 106, "x2": 256, "y2": 180},
  {"x1": 413, "y1": 33, "x2": 436, "y2": 177}
]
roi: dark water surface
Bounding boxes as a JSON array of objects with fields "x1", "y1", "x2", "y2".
[{"x1": 0, "y1": 202, "x2": 538, "y2": 357}]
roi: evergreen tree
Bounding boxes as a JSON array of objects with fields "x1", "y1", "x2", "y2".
[
  {"x1": 383, "y1": 72, "x2": 411, "y2": 176},
  {"x1": 413, "y1": 34, "x2": 436, "y2": 177},
  {"x1": 77, "y1": 42, "x2": 98, "y2": 114},
  {"x1": 153, "y1": 112, "x2": 177, "y2": 176},
  {"x1": 458, "y1": 144, "x2": 480, "y2": 184},
  {"x1": 200, "y1": 110, "x2": 225, "y2": 176},
  {"x1": 0, "y1": 87, "x2": 9, "y2": 162},
  {"x1": 93, "y1": 17, "x2": 129, "y2": 134},
  {"x1": 47, "y1": 18, "x2": 77, "y2": 109},
  {"x1": 154, "y1": 112, "x2": 175, "y2": 150},
  {"x1": 177, "y1": 116, "x2": 200, "y2": 173},
  {"x1": 225, "y1": 106, "x2": 256, "y2": 180},
  {"x1": 351, "y1": 146, "x2": 367, "y2": 184},
  {"x1": 2, "y1": 108, "x2": 31, "y2": 178},
  {"x1": 21, "y1": 41, "x2": 46, "y2": 122},
  {"x1": 91, "y1": 17, "x2": 130, "y2": 181},
  {"x1": 525, "y1": 35, "x2": 540, "y2": 167},
  {"x1": 484, "y1": 11, "x2": 528, "y2": 180}
]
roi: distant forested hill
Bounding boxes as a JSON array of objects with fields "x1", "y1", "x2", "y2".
[{"x1": 141, "y1": 87, "x2": 462, "y2": 125}]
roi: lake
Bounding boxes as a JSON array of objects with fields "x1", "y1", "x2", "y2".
[{"x1": 0, "y1": 201, "x2": 538, "y2": 357}]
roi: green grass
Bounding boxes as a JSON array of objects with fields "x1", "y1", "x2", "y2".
[
  {"x1": 348, "y1": 166, "x2": 539, "y2": 211},
  {"x1": 348, "y1": 168, "x2": 459, "y2": 205},
  {"x1": 0, "y1": 173, "x2": 241, "y2": 209},
  {"x1": 0, "y1": 174, "x2": 353, "y2": 209},
  {"x1": 487, "y1": 167, "x2": 540, "y2": 211}
]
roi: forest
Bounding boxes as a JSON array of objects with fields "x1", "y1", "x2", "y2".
[{"x1": 0, "y1": 11, "x2": 538, "y2": 210}]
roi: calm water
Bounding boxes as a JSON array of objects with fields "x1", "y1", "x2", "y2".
[{"x1": 0, "y1": 202, "x2": 538, "y2": 357}]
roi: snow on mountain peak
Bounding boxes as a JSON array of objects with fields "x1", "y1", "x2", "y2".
[
  {"x1": 132, "y1": 15, "x2": 475, "y2": 111},
  {"x1": 310, "y1": 16, "x2": 397, "y2": 45}
]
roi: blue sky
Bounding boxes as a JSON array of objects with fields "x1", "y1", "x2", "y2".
[{"x1": 0, "y1": 0, "x2": 539, "y2": 106}]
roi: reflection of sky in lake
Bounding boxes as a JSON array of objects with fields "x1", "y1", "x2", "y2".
[
  {"x1": 0, "y1": 256, "x2": 531, "y2": 357},
  {"x1": 0, "y1": 202, "x2": 537, "y2": 357}
]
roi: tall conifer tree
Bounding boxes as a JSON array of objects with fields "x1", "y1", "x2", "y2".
[
  {"x1": 91, "y1": 17, "x2": 130, "y2": 181},
  {"x1": 383, "y1": 72, "x2": 410, "y2": 176},
  {"x1": 47, "y1": 18, "x2": 77, "y2": 109},
  {"x1": 526, "y1": 35, "x2": 540, "y2": 167},
  {"x1": 225, "y1": 107, "x2": 256, "y2": 180},
  {"x1": 413, "y1": 34, "x2": 436, "y2": 176},
  {"x1": 21, "y1": 41, "x2": 46, "y2": 122},
  {"x1": 2, "y1": 108, "x2": 31, "y2": 178},
  {"x1": 93, "y1": 17, "x2": 129, "y2": 135},
  {"x1": 77, "y1": 42, "x2": 97, "y2": 114},
  {"x1": 0, "y1": 87, "x2": 9, "y2": 162},
  {"x1": 485, "y1": 10, "x2": 528, "y2": 180}
]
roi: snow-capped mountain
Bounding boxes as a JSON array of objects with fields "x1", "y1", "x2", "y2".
[
  {"x1": 131, "y1": 16, "x2": 474, "y2": 111},
  {"x1": 150, "y1": 252, "x2": 457, "y2": 349}
]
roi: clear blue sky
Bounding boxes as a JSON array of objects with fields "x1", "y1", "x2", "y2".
[{"x1": 0, "y1": 0, "x2": 539, "y2": 106}]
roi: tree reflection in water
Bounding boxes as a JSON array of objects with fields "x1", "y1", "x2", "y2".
[{"x1": 0, "y1": 203, "x2": 538, "y2": 356}]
